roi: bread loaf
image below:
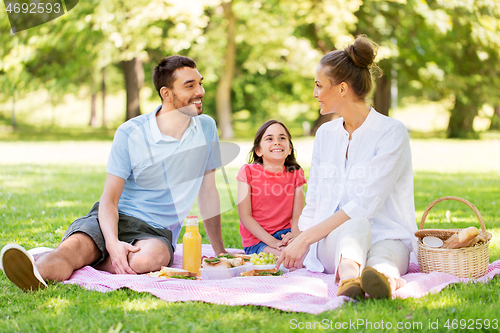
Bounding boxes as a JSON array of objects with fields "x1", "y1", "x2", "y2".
[{"x1": 443, "y1": 227, "x2": 479, "y2": 249}]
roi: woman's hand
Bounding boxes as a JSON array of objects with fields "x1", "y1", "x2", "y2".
[{"x1": 276, "y1": 234, "x2": 309, "y2": 269}]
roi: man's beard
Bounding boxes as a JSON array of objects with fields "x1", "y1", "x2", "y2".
[{"x1": 172, "y1": 93, "x2": 202, "y2": 117}]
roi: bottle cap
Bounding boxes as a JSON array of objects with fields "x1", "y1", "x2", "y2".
[{"x1": 185, "y1": 215, "x2": 199, "y2": 226}]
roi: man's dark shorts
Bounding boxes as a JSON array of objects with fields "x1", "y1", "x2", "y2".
[{"x1": 62, "y1": 202, "x2": 174, "y2": 267}]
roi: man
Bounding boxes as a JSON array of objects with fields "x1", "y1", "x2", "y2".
[{"x1": 1, "y1": 55, "x2": 227, "y2": 291}]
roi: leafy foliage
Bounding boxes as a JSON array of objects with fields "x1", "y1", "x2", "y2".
[
  {"x1": 1, "y1": 0, "x2": 499, "y2": 135},
  {"x1": 355, "y1": 0, "x2": 500, "y2": 137}
]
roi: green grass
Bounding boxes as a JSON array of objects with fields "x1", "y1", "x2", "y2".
[
  {"x1": 1, "y1": 161, "x2": 500, "y2": 332},
  {"x1": 0, "y1": 114, "x2": 115, "y2": 142},
  {"x1": 0, "y1": 125, "x2": 116, "y2": 142}
]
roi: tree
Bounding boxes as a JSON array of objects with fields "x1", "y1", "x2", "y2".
[
  {"x1": 1, "y1": 0, "x2": 213, "y2": 125},
  {"x1": 355, "y1": 0, "x2": 500, "y2": 137},
  {"x1": 121, "y1": 58, "x2": 144, "y2": 120},
  {"x1": 354, "y1": 1, "x2": 418, "y2": 117},
  {"x1": 0, "y1": 0, "x2": 112, "y2": 129},
  {"x1": 489, "y1": 106, "x2": 500, "y2": 131},
  {"x1": 443, "y1": 1, "x2": 500, "y2": 137},
  {"x1": 0, "y1": 8, "x2": 38, "y2": 127},
  {"x1": 101, "y1": 67, "x2": 107, "y2": 128},
  {"x1": 404, "y1": 0, "x2": 500, "y2": 137},
  {"x1": 192, "y1": 0, "x2": 327, "y2": 134},
  {"x1": 83, "y1": 0, "x2": 209, "y2": 121},
  {"x1": 215, "y1": 0, "x2": 236, "y2": 139},
  {"x1": 89, "y1": 0, "x2": 157, "y2": 120},
  {"x1": 290, "y1": 0, "x2": 362, "y2": 133}
]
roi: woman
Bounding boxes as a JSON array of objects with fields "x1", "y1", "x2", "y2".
[{"x1": 276, "y1": 35, "x2": 417, "y2": 299}]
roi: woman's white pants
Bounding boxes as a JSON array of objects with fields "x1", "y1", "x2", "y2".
[{"x1": 317, "y1": 217, "x2": 409, "y2": 282}]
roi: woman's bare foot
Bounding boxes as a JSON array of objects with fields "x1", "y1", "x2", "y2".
[{"x1": 386, "y1": 275, "x2": 406, "y2": 292}]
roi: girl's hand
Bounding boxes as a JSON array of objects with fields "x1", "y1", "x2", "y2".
[
  {"x1": 276, "y1": 234, "x2": 309, "y2": 269},
  {"x1": 267, "y1": 238, "x2": 285, "y2": 251},
  {"x1": 280, "y1": 232, "x2": 293, "y2": 245},
  {"x1": 281, "y1": 231, "x2": 302, "y2": 246}
]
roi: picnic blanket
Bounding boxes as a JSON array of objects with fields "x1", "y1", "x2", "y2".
[{"x1": 63, "y1": 244, "x2": 500, "y2": 314}]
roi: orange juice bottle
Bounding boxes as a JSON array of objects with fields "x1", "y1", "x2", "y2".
[{"x1": 182, "y1": 215, "x2": 202, "y2": 276}]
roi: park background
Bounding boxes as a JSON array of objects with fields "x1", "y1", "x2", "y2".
[
  {"x1": 1, "y1": 0, "x2": 500, "y2": 332},
  {"x1": 1, "y1": 0, "x2": 500, "y2": 138}
]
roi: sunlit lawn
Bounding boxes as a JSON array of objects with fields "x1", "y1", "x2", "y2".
[{"x1": 1, "y1": 139, "x2": 500, "y2": 332}]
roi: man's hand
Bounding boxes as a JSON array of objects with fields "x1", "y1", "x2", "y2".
[
  {"x1": 106, "y1": 241, "x2": 140, "y2": 274},
  {"x1": 198, "y1": 169, "x2": 227, "y2": 255},
  {"x1": 99, "y1": 174, "x2": 137, "y2": 274}
]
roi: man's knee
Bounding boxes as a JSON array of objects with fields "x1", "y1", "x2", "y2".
[
  {"x1": 36, "y1": 232, "x2": 101, "y2": 281},
  {"x1": 57, "y1": 232, "x2": 101, "y2": 264},
  {"x1": 128, "y1": 238, "x2": 171, "y2": 274}
]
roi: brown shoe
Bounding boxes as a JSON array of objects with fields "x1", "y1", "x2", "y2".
[
  {"x1": 1, "y1": 244, "x2": 47, "y2": 292},
  {"x1": 337, "y1": 277, "x2": 365, "y2": 299},
  {"x1": 360, "y1": 267, "x2": 391, "y2": 299}
]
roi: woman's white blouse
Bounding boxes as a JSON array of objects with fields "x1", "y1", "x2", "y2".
[{"x1": 299, "y1": 108, "x2": 418, "y2": 272}]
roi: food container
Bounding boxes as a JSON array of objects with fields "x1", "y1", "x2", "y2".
[
  {"x1": 201, "y1": 263, "x2": 254, "y2": 280},
  {"x1": 422, "y1": 236, "x2": 444, "y2": 248},
  {"x1": 416, "y1": 196, "x2": 492, "y2": 278},
  {"x1": 252, "y1": 264, "x2": 289, "y2": 274}
]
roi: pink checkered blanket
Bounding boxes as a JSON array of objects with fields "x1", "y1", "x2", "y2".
[{"x1": 63, "y1": 244, "x2": 500, "y2": 314}]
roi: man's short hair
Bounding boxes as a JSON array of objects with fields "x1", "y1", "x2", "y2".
[{"x1": 153, "y1": 55, "x2": 197, "y2": 99}]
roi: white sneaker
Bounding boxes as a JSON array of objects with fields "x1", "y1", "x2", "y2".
[
  {"x1": 1, "y1": 244, "x2": 48, "y2": 292},
  {"x1": 28, "y1": 247, "x2": 54, "y2": 261}
]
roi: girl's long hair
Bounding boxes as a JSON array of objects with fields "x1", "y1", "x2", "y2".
[{"x1": 248, "y1": 120, "x2": 302, "y2": 172}]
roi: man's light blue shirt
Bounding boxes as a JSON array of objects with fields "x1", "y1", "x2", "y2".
[{"x1": 106, "y1": 106, "x2": 221, "y2": 247}]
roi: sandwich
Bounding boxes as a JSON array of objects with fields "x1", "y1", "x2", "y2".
[
  {"x1": 233, "y1": 253, "x2": 252, "y2": 262},
  {"x1": 202, "y1": 256, "x2": 246, "y2": 269},
  {"x1": 202, "y1": 257, "x2": 232, "y2": 269},
  {"x1": 146, "y1": 266, "x2": 196, "y2": 278},
  {"x1": 218, "y1": 253, "x2": 252, "y2": 262}
]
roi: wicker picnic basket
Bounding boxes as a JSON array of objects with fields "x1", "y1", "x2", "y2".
[{"x1": 416, "y1": 196, "x2": 491, "y2": 278}]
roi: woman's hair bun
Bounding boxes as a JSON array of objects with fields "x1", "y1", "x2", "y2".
[{"x1": 344, "y1": 35, "x2": 378, "y2": 69}]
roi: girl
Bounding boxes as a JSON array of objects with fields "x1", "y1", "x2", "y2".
[
  {"x1": 237, "y1": 120, "x2": 306, "y2": 256},
  {"x1": 276, "y1": 35, "x2": 417, "y2": 299}
]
